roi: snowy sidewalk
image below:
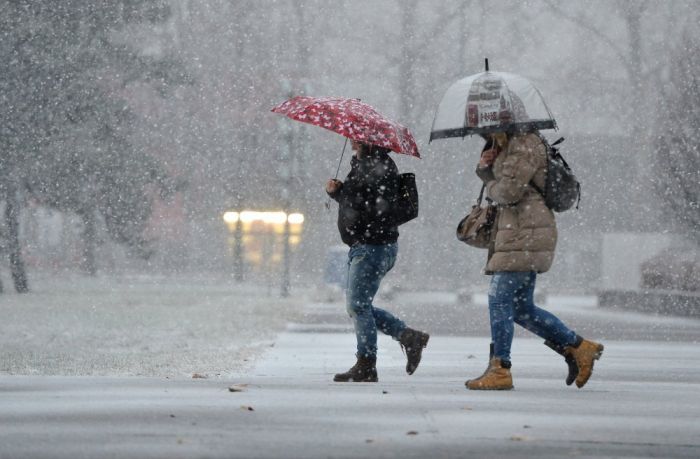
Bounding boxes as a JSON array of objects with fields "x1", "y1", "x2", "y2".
[
  {"x1": 2, "y1": 332, "x2": 700, "y2": 458},
  {"x1": 0, "y1": 274, "x2": 304, "y2": 377}
]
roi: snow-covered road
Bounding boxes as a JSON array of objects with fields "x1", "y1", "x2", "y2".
[
  {"x1": 2, "y1": 275, "x2": 699, "y2": 458},
  {"x1": 2, "y1": 333, "x2": 699, "y2": 458}
]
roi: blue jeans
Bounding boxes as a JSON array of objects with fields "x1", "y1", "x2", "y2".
[
  {"x1": 489, "y1": 271, "x2": 578, "y2": 363},
  {"x1": 346, "y1": 243, "x2": 406, "y2": 358}
]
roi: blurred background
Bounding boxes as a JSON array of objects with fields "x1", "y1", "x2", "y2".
[{"x1": 1, "y1": 0, "x2": 698, "y2": 303}]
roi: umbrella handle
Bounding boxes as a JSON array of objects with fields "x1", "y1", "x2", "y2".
[{"x1": 325, "y1": 137, "x2": 350, "y2": 211}]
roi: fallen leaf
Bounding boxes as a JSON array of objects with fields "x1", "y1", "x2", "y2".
[
  {"x1": 467, "y1": 354, "x2": 476, "y2": 359},
  {"x1": 462, "y1": 406, "x2": 472, "y2": 411},
  {"x1": 169, "y1": 414, "x2": 176, "y2": 418},
  {"x1": 510, "y1": 435, "x2": 529, "y2": 441},
  {"x1": 240, "y1": 405, "x2": 255, "y2": 412},
  {"x1": 228, "y1": 384, "x2": 248, "y2": 392},
  {"x1": 382, "y1": 390, "x2": 389, "y2": 394},
  {"x1": 192, "y1": 373, "x2": 207, "y2": 379},
  {"x1": 406, "y1": 431, "x2": 419, "y2": 436},
  {"x1": 365, "y1": 439, "x2": 374, "y2": 444}
]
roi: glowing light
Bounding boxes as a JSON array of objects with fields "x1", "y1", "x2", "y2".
[
  {"x1": 223, "y1": 211, "x2": 240, "y2": 224},
  {"x1": 265, "y1": 212, "x2": 288, "y2": 225},
  {"x1": 288, "y1": 213, "x2": 305, "y2": 224}
]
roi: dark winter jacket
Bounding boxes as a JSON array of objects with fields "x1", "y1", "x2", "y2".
[{"x1": 328, "y1": 151, "x2": 400, "y2": 246}]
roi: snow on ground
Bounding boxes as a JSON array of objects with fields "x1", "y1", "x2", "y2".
[
  {"x1": 2, "y1": 333, "x2": 699, "y2": 458},
  {"x1": 3, "y1": 272, "x2": 698, "y2": 379},
  {"x1": 0, "y1": 272, "x2": 304, "y2": 377},
  {"x1": 2, "y1": 273, "x2": 700, "y2": 457}
]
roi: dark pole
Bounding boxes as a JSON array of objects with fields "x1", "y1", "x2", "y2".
[
  {"x1": 233, "y1": 219, "x2": 243, "y2": 282},
  {"x1": 81, "y1": 209, "x2": 97, "y2": 276},
  {"x1": 281, "y1": 218, "x2": 291, "y2": 297},
  {"x1": 264, "y1": 231, "x2": 273, "y2": 297},
  {"x1": 281, "y1": 87, "x2": 295, "y2": 297},
  {"x1": 485, "y1": 57, "x2": 489, "y2": 71}
]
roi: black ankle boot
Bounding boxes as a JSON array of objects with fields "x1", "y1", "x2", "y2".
[
  {"x1": 399, "y1": 328, "x2": 430, "y2": 375},
  {"x1": 333, "y1": 355, "x2": 378, "y2": 382}
]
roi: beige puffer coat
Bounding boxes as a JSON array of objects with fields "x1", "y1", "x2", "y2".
[{"x1": 478, "y1": 133, "x2": 557, "y2": 274}]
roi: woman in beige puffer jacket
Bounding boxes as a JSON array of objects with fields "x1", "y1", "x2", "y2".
[
  {"x1": 465, "y1": 131, "x2": 604, "y2": 391},
  {"x1": 481, "y1": 132, "x2": 556, "y2": 274}
]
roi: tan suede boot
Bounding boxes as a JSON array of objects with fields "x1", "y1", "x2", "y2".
[
  {"x1": 564, "y1": 339, "x2": 604, "y2": 388},
  {"x1": 544, "y1": 339, "x2": 579, "y2": 386},
  {"x1": 465, "y1": 358, "x2": 513, "y2": 390}
]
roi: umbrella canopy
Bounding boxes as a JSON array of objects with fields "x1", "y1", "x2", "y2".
[
  {"x1": 430, "y1": 71, "x2": 557, "y2": 140},
  {"x1": 272, "y1": 96, "x2": 420, "y2": 158}
]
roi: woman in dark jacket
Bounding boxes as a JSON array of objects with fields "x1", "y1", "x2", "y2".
[{"x1": 326, "y1": 140, "x2": 429, "y2": 382}]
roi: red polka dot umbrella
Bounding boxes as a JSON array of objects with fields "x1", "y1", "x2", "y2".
[{"x1": 271, "y1": 96, "x2": 420, "y2": 158}]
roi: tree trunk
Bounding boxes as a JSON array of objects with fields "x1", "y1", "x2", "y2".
[
  {"x1": 398, "y1": 0, "x2": 418, "y2": 122},
  {"x1": 5, "y1": 186, "x2": 28, "y2": 293},
  {"x1": 81, "y1": 210, "x2": 98, "y2": 276}
]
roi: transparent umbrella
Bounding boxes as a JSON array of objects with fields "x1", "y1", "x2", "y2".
[{"x1": 430, "y1": 60, "x2": 557, "y2": 140}]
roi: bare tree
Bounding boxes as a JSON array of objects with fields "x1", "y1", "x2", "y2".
[
  {"x1": 542, "y1": 1, "x2": 697, "y2": 232},
  {"x1": 654, "y1": 29, "x2": 700, "y2": 245}
]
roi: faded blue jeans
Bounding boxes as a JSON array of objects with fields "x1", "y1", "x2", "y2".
[
  {"x1": 489, "y1": 271, "x2": 578, "y2": 363},
  {"x1": 346, "y1": 243, "x2": 406, "y2": 358}
]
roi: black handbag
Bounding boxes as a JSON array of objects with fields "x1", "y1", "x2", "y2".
[{"x1": 394, "y1": 173, "x2": 419, "y2": 225}]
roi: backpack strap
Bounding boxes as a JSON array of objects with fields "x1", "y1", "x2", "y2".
[
  {"x1": 530, "y1": 133, "x2": 559, "y2": 199},
  {"x1": 530, "y1": 180, "x2": 545, "y2": 197}
]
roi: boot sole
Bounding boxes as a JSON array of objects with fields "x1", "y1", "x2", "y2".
[
  {"x1": 465, "y1": 383, "x2": 514, "y2": 391},
  {"x1": 333, "y1": 372, "x2": 379, "y2": 383},
  {"x1": 576, "y1": 344, "x2": 604, "y2": 388}
]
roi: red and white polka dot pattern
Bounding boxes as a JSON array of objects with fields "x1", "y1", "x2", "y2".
[{"x1": 272, "y1": 96, "x2": 420, "y2": 158}]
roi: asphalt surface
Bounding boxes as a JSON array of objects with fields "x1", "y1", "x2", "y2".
[{"x1": 295, "y1": 291, "x2": 700, "y2": 342}]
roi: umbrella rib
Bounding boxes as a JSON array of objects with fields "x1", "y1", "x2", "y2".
[
  {"x1": 531, "y1": 85, "x2": 558, "y2": 130},
  {"x1": 501, "y1": 73, "x2": 557, "y2": 129}
]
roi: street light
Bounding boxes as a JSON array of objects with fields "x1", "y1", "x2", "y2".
[{"x1": 222, "y1": 210, "x2": 304, "y2": 294}]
